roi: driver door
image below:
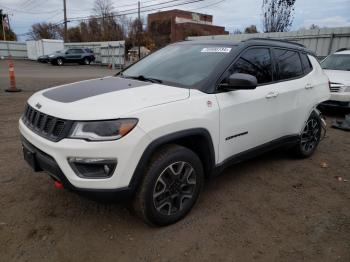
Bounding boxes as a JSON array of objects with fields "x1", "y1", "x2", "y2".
[{"x1": 215, "y1": 47, "x2": 282, "y2": 163}]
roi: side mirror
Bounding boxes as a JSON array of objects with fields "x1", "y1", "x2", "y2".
[{"x1": 221, "y1": 73, "x2": 258, "y2": 90}]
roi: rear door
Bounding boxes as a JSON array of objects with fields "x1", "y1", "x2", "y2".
[
  {"x1": 271, "y1": 48, "x2": 309, "y2": 135},
  {"x1": 215, "y1": 47, "x2": 284, "y2": 163},
  {"x1": 66, "y1": 49, "x2": 83, "y2": 61}
]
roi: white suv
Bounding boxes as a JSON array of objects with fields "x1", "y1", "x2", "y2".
[
  {"x1": 320, "y1": 49, "x2": 350, "y2": 109},
  {"x1": 20, "y1": 39, "x2": 330, "y2": 225}
]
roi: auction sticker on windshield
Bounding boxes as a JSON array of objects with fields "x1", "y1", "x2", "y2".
[{"x1": 201, "y1": 47, "x2": 232, "y2": 53}]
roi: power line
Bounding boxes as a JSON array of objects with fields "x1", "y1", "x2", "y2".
[
  {"x1": 16, "y1": 0, "x2": 208, "y2": 37},
  {"x1": 192, "y1": 0, "x2": 225, "y2": 10},
  {"x1": 0, "y1": 3, "x2": 59, "y2": 14},
  {"x1": 67, "y1": 0, "x2": 205, "y2": 22}
]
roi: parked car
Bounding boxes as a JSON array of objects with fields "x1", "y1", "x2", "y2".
[
  {"x1": 37, "y1": 55, "x2": 49, "y2": 63},
  {"x1": 20, "y1": 39, "x2": 330, "y2": 226},
  {"x1": 49, "y1": 48, "x2": 95, "y2": 66},
  {"x1": 320, "y1": 49, "x2": 350, "y2": 109}
]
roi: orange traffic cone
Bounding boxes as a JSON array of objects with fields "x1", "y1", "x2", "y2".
[{"x1": 5, "y1": 58, "x2": 21, "y2": 92}]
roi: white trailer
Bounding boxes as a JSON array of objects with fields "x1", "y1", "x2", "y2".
[{"x1": 26, "y1": 39, "x2": 64, "y2": 60}]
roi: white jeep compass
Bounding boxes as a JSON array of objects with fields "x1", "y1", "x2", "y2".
[{"x1": 20, "y1": 38, "x2": 330, "y2": 226}]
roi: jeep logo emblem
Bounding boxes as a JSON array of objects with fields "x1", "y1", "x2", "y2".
[{"x1": 35, "y1": 103, "x2": 42, "y2": 109}]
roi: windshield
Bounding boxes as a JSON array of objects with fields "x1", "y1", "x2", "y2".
[
  {"x1": 321, "y1": 54, "x2": 350, "y2": 71},
  {"x1": 121, "y1": 44, "x2": 234, "y2": 88}
]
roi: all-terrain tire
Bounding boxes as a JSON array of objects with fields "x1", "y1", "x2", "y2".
[{"x1": 133, "y1": 144, "x2": 204, "y2": 226}]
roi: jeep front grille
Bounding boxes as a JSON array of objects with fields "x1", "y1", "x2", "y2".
[{"x1": 22, "y1": 104, "x2": 72, "y2": 142}]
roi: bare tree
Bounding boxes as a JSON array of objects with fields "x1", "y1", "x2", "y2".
[
  {"x1": 244, "y1": 25, "x2": 259, "y2": 34},
  {"x1": 92, "y1": 0, "x2": 114, "y2": 17},
  {"x1": 29, "y1": 23, "x2": 61, "y2": 40},
  {"x1": 262, "y1": 0, "x2": 296, "y2": 32},
  {"x1": 309, "y1": 24, "x2": 320, "y2": 30}
]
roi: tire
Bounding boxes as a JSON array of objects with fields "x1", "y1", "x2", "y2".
[
  {"x1": 56, "y1": 58, "x2": 64, "y2": 66},
  {"x1": 293, "y1": 111, "x2": 322, "y2": 158},
  {"x1": 133, "y1": 145, "x2": 204, "y2": 226},
  {"x1": 83, "y1": 57, "x2": 90, "y2": 65}
]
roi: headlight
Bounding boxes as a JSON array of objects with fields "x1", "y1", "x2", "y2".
[
  {"x1": 49, "y1": 55, "x2": 55, "y2": 58},
  {"x1": 69, "y1": 119, "x2": 138, "y2": 141}
]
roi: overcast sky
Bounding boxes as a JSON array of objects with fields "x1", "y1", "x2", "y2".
[{"x1": 1, "y1": 0, "x2": 350, "y2": 40}]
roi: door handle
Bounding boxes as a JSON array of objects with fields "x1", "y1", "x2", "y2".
[
  {"x1": 305, "y1": 83, "x2": 313, "y2": 89},
  {"x1": 265, "y1": 91, "x2": 279, "y2": 99}
]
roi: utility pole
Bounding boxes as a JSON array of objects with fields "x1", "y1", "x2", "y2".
[
  {"x1": 0, "y1": 9, "x2": 6, "y2": 41},
  {"x1": 138, "y1": 1, "x2": 141, "y2": 60},
  {"x1": 63, "y1": 0, "x2": 68, "y2": 42}
]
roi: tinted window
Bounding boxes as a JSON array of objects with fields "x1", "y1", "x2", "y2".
[
  {"x1": 73, "y1": 49, "x2": 83, "y2": 54},
  {"x1": 229, "y1": 48, "x2": 272, "y2": 84},
  {"x1": 300, "y1": 53, "x2": 313, "y2": 74},
  {"x1": 274, "y1": 49, "x2": 303, "y2": 80}
]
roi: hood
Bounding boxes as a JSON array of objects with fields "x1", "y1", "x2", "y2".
[
  {"x1": 28, "y1": 76, "x2": 189, "y2": 120},
  {"x1": 323, "y1": 69, "x2": 350, "y2": 86}
]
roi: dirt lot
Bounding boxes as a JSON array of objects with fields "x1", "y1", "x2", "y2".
[{"x1": 0, "y1": 60, "x2": 349, "y2": 262}]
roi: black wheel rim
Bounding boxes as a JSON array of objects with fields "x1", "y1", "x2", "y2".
[
  {"x1": 301, "y1": 118, "x2": 320, "y2": 153},
  {"x1": 153, "y1": 161, "x2": 196, "y2": 216}
]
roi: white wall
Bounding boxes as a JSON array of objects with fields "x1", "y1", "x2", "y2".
[
  {"x1": 0, "y1": 41, "x2": 27, "y2": 59},
  {"x1": 26, "y1": 39, "x2": 64, "y2": 60}
]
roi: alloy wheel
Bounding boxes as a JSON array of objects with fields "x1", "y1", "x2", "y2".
[
  {"x1": 153, "y1": 161, "x2": 197, "y2": 216},
  {"x1": 300, "y1": 118, "x2": 320, "y2": 153}
]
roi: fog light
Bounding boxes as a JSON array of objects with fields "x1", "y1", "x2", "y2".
[{"x1": 68, "y1": 157, "x2": 117, "y2": 178}]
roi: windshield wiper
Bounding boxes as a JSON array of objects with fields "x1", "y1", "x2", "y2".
[{"x1": 122, "y1": 75, "x2": 163, "y2": 83}]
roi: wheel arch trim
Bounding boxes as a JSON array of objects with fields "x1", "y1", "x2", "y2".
[{"x1": 129, "y1": 128, "x2": 216, "y2": 192}]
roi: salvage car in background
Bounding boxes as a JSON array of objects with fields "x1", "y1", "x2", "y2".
[
  {"x1": 37, "y1": 55, "x2": 49, "y2": 63},
  {"x1": 49, "y1": 48, "x2": 95, "y2": 66},
  {"x1": 321, "y1": 49, "x2": 350, "y2": 109}
]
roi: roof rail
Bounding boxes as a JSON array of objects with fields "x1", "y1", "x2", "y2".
[
  {"x1": 245, "y1": 37, "x2": 306, "y2": 48},
  {"x1": 336, "y1": 48, "x2": 349, "y2": 52}
]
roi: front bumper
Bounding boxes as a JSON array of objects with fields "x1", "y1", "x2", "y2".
[
  {"x1": 19, "y1": 119, "x2": 151, "y2": 191},
  {"x1": 330, "y1": 92, "x2": 350, "y2": 102}
]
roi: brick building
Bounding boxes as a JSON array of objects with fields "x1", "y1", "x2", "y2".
[{"x1": 148, "y1": 9, "x2": 228, "y2": 47}]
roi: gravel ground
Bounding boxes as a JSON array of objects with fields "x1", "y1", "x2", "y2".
[{"x1": 0, "y1": 60, "x2": 349, "y2": 262}]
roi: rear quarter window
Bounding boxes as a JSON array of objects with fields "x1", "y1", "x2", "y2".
[
  {"x1": 300, "y1": 53, "x2": 313, "y2": 74},
  {"x1": 273, "y1": 49, "x2": 303, "y2": 80}
]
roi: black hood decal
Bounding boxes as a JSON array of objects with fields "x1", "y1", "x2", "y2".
[{"x1": 43, "y1": 77, "x2": 151, "y2": 103}]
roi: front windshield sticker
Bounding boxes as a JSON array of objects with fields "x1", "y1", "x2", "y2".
[{"x1": 201, "y1": 47, "x2": 232, "y2": 53}]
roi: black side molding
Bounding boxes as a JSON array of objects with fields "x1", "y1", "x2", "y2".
[{"x1": 214, "y1": 135, "x2": 299, "y2": 175}]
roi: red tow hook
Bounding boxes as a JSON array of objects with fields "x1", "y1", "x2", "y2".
[{"x1": 55, "y1": 181, "x2": 64, "y2": 189}]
